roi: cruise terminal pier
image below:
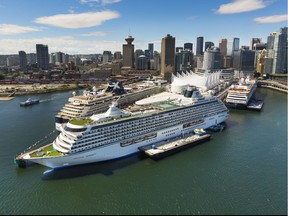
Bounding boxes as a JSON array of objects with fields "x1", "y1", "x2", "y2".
[{"x1": 138, "y1": 133, "x2": 211, "y2": 160}]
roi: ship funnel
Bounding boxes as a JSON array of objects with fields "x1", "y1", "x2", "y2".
[{"x1": 184, "y1": 86, "x2": 194, "y2": 98}]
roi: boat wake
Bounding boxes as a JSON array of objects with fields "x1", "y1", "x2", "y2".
[{"x1": 39, "y1": 98, "x2": 55, "y2": 103}]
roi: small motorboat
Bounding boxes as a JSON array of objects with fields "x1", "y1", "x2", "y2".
[
  {"x1": 194, "y1": 128, "x2": 206, "y2": 136},
  {"x1": 20, "y1": 98, "x2": 40, "y2": 106}
]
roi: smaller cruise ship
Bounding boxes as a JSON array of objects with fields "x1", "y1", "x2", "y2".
[
  {"x1": 225, "y1": 76, "x2": 257, "y2": 109},
  {"x1": 55, "y1": 80, "x2": 161, "y2": 131}
]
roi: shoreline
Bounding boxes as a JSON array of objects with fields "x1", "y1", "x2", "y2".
[{"x1": 0, "y1": 83, "x2": 89, "y2": 98}]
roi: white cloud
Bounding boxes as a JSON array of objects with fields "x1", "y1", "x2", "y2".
[
  {"x1": 80, "y1": 31, "x2": 111, "y2": 37},
  {"x1": 34, "y1": 11, "x2": 120, "y2": 29},
  {"x1": 0, "y1": 36, "x2": 163, "y2": 55},
  {"x1": 0, "y1": 24, "x2": 41, "y2": 35},
  {"x1": 0, "y1": 36, "x2": 123, "y2": 54},
  {"x1": 79, "y1": 0, "x2": 121, "y2": 5},
  {"x1": 254, "y1": 14, "x2": 288, "y2": 23},
  {"x1": 216, "y1": 0, "x2": 267, "y2": 14}
]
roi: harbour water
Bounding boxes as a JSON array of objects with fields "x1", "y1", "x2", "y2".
[{"x1": 0, "y1": 88, "x2": 287, "y2": 215}]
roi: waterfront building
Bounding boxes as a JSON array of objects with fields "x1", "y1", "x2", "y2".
[
  {"x1": 122, "y1": 35, "x2": 135, "y2": 69},
  {"x1": 36, "y1": 44, "x2": 49, "y2": 70},
  {"x1": 196, "y1": 37, "x2": 204, "y2": 56},
  {"x1": 18, "y1": 51, "x2": 27, "y2": 70},
  {"x1": 265, "y1": 27, "x2": 288, "y2": 74},
  {"x1": 202, "y1": 47, "x2": 222, "y2": 70},
  {"x1": 255, "y1": 49, "x2": 267, "y2": 74},
  {"x1": 233, "y1": 49, "x2": 255, "y2": 72},
  {"x1": 160, "y1": 34, "x2": 175, "y2": 83}
]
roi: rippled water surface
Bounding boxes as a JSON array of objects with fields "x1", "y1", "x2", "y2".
[{"x1": 0, "y1": 88, "x2": 286, "y2": 215}]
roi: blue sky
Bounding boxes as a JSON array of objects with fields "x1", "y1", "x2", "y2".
[{"x1": 0, "y1": 0, "x2": 287, "y2": 55}]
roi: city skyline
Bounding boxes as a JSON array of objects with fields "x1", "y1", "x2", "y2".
[{"x1": 0, "y1": 0, "x2": 287, "y2": 55}]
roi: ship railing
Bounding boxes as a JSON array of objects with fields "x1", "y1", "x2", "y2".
[{"x1": 16, "y1": 130, "x2": 59, "y2": 157}]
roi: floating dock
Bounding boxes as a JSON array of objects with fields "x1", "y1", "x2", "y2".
[
  {"x1": 247, "y1": 99, "x2": 264, "y2": 111},
  {"x1": 138, "y1": 134, "x2": 211, "y2": 160}
]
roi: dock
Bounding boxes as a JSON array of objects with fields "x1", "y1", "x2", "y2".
[
  {"x1": 247, "y1": 99, "x2": 264, "y2": 111},
  {"x1": 138, "y1": 134, "x2": 211, "y2": 160}
]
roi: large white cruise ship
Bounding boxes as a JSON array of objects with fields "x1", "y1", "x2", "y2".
[
  {"x1": 55, "y1": 80, "x2": 161, "y2": 131},
  {"x1": 15, "y1": 86, "x2": 229, "y2": 169},
  {"x1": 225, "y1": 77, "x2": 257, "y2": 108}
]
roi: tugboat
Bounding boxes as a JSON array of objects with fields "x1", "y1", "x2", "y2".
[
  {"x1": 20, "y1": 98, "x2": 40, "y2": 107},
  {"x1": 208, "y1": 123, "x2": 226, "y2": 132}
]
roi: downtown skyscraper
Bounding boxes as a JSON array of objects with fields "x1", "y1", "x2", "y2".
[
  {"x1": 36, "y1": 44, "x2": 49, "y2": 70},
  {"x1": 265, "y1": 27, "x2": 287, "y2": 74},
  {"x1": 161, "y1": 34, "x2": 175, "y2": 83}
]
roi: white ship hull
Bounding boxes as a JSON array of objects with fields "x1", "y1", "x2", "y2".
[
  {"x1": 24, "y1": 112, "x2": 228, "y2": 169},
  {"x1": 225, "y1": 81, "x2": 257, "y2": 108}
]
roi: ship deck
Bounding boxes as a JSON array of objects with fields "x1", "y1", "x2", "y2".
[{"x1": 16, "y1": 143, "x2": 64, "y2": 160}]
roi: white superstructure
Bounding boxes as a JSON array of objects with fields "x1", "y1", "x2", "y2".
[
  {"x1": 55, "y1": 81, "x2": 161, "y2": 131},
  {"x1": 16, "y1": 85, "x2": 229, "y2": 169},
  {"x1": 225, "y1": 77, "x2": 257, "y2": 108}
]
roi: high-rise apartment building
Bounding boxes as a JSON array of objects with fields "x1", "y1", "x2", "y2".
[
  {"x1": 176, "y1": 47, "x2": 183, "y2": 53},
  {"x1": 136, "y1": 55, "x2": 148, "y2": 70},
  {"x1": 55, "y1": 52, "x2": 64, "y2": 65},
  {"x1": 226, "y1": 38, "x2": 240, "y2": 68},
  {"x1": 113, "y1": 51, "x2": 122, "y2": 60},
  {"x1": 233, "y1": 49, "x2": 255, "y2": 71},
  {"x1": 250, "y1": 38, "x2": 261, "y2": 50},
  {"x1": 102, "y1": 51, "x2": 112, "y2": 64},
  {"x1": 175, "y1": 50, "x2": 193, "y2": 73},
  {"x1": 148, "y1": 43, "x2": 154, "y2": 59},
  {"x1": 255, "y1": 49, "x2": 267, "y2": 74},
  {"x1": 202, "y1": 47, "x2": 222, "y2": 70},
  {"x1": 226, "y1": 38, "x2": 240, "y2": 57},
  {"x1": 36, "y1": 44, "x2": 49, "y2": 70},
  {"x1": 122, "y1": 35, "x2": 135, "y2": 68},
  {"x1": 196, "y1": 37, "x2": 204, "y2": 56},
  {"x1": 219, "y1": 38, "x2": 227, "y2": 68},
  {"x1": 184, "y1": 43, "x2": 193, "y2": 52},
  {"x1": 160, "y1": 34, "x2": 175, "y2": 82},
  {"x1": 204, "y1": 41, "x2": 214, "y2": 51},
  {"x1": 27, "y1": 53, "x2": 37, "y2": 65},
  {"x1": 264, "y1": 27, "x2": 288, "y2": 74},
  {"x1": 18, "y1": 51, "x2": 27, "y2": 70}
]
